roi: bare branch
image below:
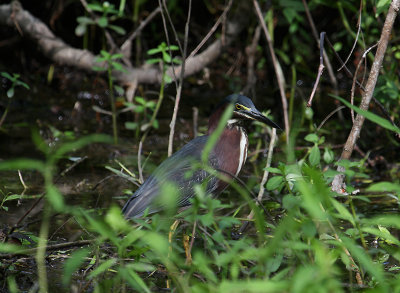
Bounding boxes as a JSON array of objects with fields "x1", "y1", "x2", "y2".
[
  {"x1": 307, "y1": 32, "x2": 326, "y2": 107},
  {"x1": 253, "y1": 0, "x2": 289, "y2": 144},
  {"x1": 332, "y1": 0, "x2": 400, "y2": 193}
]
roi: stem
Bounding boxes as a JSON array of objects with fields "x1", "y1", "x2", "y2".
[
  {"x1": 108, "y1": 66, "x2": 118, "y2": 144},
  {"x1": 0, "y1": 99, "x2": 11, "y2": 128},
  {"x1": 137, "y1": 63, "x2": 166, "y2": 178},
  {"x1": 289, "y1": 65, "x2": 296, "y2": 127},
  {"x1": 148, "y1": 67, "x2": 165, "y2": 137},
  {"x1": 36, "y1": 200, "x2": 50, "y2": 293}
]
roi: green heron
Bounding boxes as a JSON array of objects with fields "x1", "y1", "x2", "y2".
[{"x1": 123, "y1": 94, "x2": 281, "y2": 218}]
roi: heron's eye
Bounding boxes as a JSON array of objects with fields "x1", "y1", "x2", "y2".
[{"x1": 235, "y1": 104, "x2": 242, "y2": 110}]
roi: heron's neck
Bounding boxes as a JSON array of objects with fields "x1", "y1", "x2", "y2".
[{"x1": 207, "y1": 104, "x2": 242, "y2": 134}]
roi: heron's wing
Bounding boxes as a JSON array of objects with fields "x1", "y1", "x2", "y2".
[{"x1": 122, "y1": 135, "x2": 219, "y2": 218}]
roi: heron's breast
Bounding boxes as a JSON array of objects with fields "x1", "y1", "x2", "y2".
[{"x1": 213, "y1": 126, "x2": 248, "y2": 183}]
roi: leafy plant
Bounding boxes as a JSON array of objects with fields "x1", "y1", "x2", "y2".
[
  {"x1": 93, "y1": 50, "x2": 127, "y2": 144},
  {"x1": 0, "y1": 72, "x2": 30, "y2": 128},
  {"x1": 75, "y1": 1, "x2": 126, "y2": 37},
  {"x1": 124, "y1": 96, "x2": 157, "y2": 136}
]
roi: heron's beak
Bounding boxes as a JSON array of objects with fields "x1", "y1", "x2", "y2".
[{"x1": 248, "y1": 109, "x2": 282, "y2": 130}]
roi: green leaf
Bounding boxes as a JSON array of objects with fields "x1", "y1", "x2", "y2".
[
  {"x1": 1, "y1": 72, "x2": 13, "y2": 80},
  {"x1": 146, "y1": 58, "x2": 160, "y2": 65},
  {"x1": 111, "y1": 61, "x2": 127, "y2": 73},
  {"x1": 97, "y1": 16, "x2": 108, "y2": 28},
  {"x1": 6, "y1": 88, "x2": 14, "y2": 98},
  {"x1": 266, "y1": 176, "x2": 284, "y2": 191},
  {"x1": 304, "y1": 133, "x2": 319, "y2": 143},
  {"x1": 92, "y1": 66, "x2": 107, "y2": 71},
  {"x1": 46, "y1": 184, "x2": 65, "y2": 211},
  {"x1": 366, "y1": 182, "x2": 400, "y2": 194},
  {"x1": 62, "y1": 248, "x2": 90, "y2": 286},
  {"x1": 376, "y1": 0, "x2": 391, "y2": 16},
  {"x1": 109, "y1": 24, "x2": 126, "y2": 35},
  {"x1": 264, "y1": 167, "x2": 282, "y2": 174},
  {"x1": 3, "y1": 194, "x2": 22, "y2": 202},
  {"x1": 75, "y1": 24, "x2": 87, "y2": 37},
  {"x1": 88, "y1": 258, "x2": 117, "y2": 279},
  {"x1": 76, "y1": 16, "x2": 94, "y2": 25},
  {"x1": 162, "y1": 51, "x2": 172, "y2": 63},
  {"x1": 0, "y1": 159, "x2": 45, "y2": 172},
  {"x1": 309, "y1": 145, "x2": 320, "y2": 166},
  {"x1": 331, "y1": 94, "x2": 400, "y2": 133},
  {"x1": 330, "y1": 198, "x2": 355, "y2": 225},
  {"x1": 323, "y1": 147, "x2": 334, "y2": 164},
  {"x1": 147, "y1": 48, "x2": 162, "y2": 55}
]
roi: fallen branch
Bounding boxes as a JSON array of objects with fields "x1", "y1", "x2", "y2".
[{"x1": 0, "y1": 2, "x2": 245, "y2": 86}]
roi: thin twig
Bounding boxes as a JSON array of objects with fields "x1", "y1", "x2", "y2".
[
  {"x1": 0, "y1": 240, "x2": 94, "y2": 259},
  {"x1": 338, "y1": 2, "x2": 363, "y2": 71},
  {"x1": 243, "y1": 25, "x2": 261, "y2": 98},
  {"x1": 350, "y1": 43, "x2": 379, "y2": 122},
  {"x1": 192, "y1": 107, "x2": 199, "y2": 138},
  {"x1": 302, "y1": 0, "x2": 338, "y2": 92},
  {"x1": 6, "y1": 153, "x2": 89, "y2": 239},
  {"x1": 187, "y1": 0, "x2": 233, "y2": 59},
  {"x1": 253, "y1": 0, "x2": 289, "y2": 145},
  {"x1": 307, "y1": 32, "x2": 326, "y2": 107},
  {"x1": 166, "y1": 0, "x2": 192, "y2": 157},
  {"x1": 317, "y1": 106, "x2": 346, "y2": 131},
  {"x1": 138, "y1": 141, "x2": 144, "y2": 184},
  {"x1": 18, "y1": 170, "x2": 28, "y2": 189},
  {"x1": 186, "y1": 220, "x2": 197, "y2": 265},
  {"x1": 121, "y1": 7, "x2": 162, "y2": 52}
]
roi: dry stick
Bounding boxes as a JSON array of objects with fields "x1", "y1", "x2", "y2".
[
  {"x1": 350, "y1": 44, "x2": 379, "y2": 123},
  {"x1": 159, "y1": 0, "x2": 182, "y2": 88},
  {"x1": 192, "y1": 107, "x2": 199, "y2": 138},
  {"x1": 120, "y1": 7, "x2": 162, "y2": 52},
  {"x1": 166, "y1": 0, "x2": 192, "y2": 157},
  {"x1": 187, "y1": 0, "x2": 233, "y2": 59},
  {"x1": 0, "y1": 240, "x2": 93, "y2": 259},
  {"x1": 317, "y1": 106, "x2": 346, "y2": 131},
  {"x1": 331, "y1": 0, "x2": 400, "y2": 193},
  {"x1": 302, "y1": 0, "x2": 338, "y2": 92},
  {"x1": 138, "y1": 141, "x2": 144, "y2": 184},
  {"x1": 243, "y1": 25, "x2": 262, "y2": 98},
  {"x1": 253, "y1": 0, "x2": 289, "y2": 145},
  {"x1": 239, "y1": 128, "x2": 277, "y2": 234},
  {"x1": 18, "y1": 170, "x2": 28, "y2": 189},
  {"x1": 187, "y1": 220, "x2": 197, "y2": 264},
  {"x1": 326, "y1": 36, "x2": 400, "y2": 133},
  {"x1": 338, "y1": 1, "x2": 363, "y2": 72},
  {"x1": 307, "y1": 32, "x2": 326, "y2": 107}
]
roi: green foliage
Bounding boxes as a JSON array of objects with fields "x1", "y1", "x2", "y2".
[
  {"x1": 1, "y1": 72, "x2": 30, "y2": 98},
  {"x1": 124, "y1": 96, "x2": 158, "y2": 133},
  {"x1": 2, "y1": 0, "x2": 400, "y2": 291},
  {"x1": 75, "y1": 1, "x2": 126, "y2": 37},
  {"x1": 331, "y1": 95, "x2": 400, "y2": 134},
  {"x1": 93, "y1": 50, "x2": 127, "y2": 144},
  {"x1": 146, "y1": 42, "x2": 180, "y2": 84}
]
